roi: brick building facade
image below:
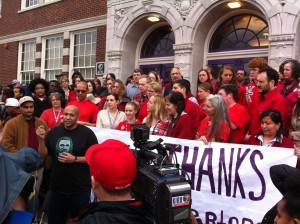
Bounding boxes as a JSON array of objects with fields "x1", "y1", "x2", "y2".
[
  {"x1": 1, "y1": 0, "x2": 300, "y2": 92},
  {"x1": 0, "y1": 0, "x2": 107, "y2": 86}
]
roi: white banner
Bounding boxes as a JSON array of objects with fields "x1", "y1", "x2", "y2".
[{"x1": 89, "y1": 127, "x2": 297, "y2": 224}]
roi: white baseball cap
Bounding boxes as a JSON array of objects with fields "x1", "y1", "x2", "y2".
[
  {"x1": 5, "y1": 98, "x2": 19, "y2": 107},
  {"x1": 19, "y1": 96, "x2": 34, "y2": 107}
]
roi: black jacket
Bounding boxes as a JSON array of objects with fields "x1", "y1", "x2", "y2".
[{"x1": 67, "y1": 200, "x2": 147, "y2": 224}]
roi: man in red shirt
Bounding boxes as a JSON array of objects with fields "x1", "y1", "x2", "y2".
[
  {"x1": 218, "y1": 84, "x2": 250, "y2": 144},
  {"x1": 246, "y1": 58, "x2": 268, "y2": 111},
  {"x1": 246, "y1": 66, "x2": 287, "y2": 139},
  {"x1": 67, "y1": 81, "x2": 99, "y2": 126},
  {"x1": 172, "y1": 79, "x2": 201, "y2": 137}
]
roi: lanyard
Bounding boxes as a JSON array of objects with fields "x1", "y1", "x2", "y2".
[
  {"x1": 108, "y1": 110, "x2": 119, "y2": 129},
  {"x1": 53, "y1": 109, "x2": 62, "y2": 125}
]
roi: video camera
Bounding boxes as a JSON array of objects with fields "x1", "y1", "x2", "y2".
[{"x1": 131, "y1": 124, "x2": 192, "y2": 224}]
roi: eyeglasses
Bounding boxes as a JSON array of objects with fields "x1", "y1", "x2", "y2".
[
  {"x1": 112, "y1": 86, "x2": 119, "y2": 88},
  {"x1": 76, "y1": 89, "x2": 86, "y2": 93},
  {"x1": 147, "y1": 89, "x2": 156, "y2": 93}
]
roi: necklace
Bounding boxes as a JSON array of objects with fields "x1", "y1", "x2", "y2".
[
  {"x1": 53, "y1": 108, "x2": 62, "y2": 125},
  {"x1": 107, "y1": 110, "x2": 119, "y2": 129}
]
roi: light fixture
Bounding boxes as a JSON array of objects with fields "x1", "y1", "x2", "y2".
[
  {"x1": 227, "y1": 1, "x2": 241, "y2": 9},
  {"x1": 148, "y1": 16, "x2": 160, "y2": 22}
]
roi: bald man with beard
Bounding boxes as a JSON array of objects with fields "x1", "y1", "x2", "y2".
[{"x1": 42, "y1": 105, "x2": 98, "y2": 224}]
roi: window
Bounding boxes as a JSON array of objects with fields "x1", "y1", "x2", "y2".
[
  {"x1": 26, "y1": 0, "x2": 38, "y2": 7},
  {"x1": 141, "y1": 26, "x2": 175, "y2": 58},
  {"x1": 73, "y1": 31, "x2": 96, "y2": 79},
  {"x1": 44, "y1": 36, "x2": 63, "y2": 81},
  {"x1": 210, "y1": 14, "x2": 269, "y2": 52},
  {"x1": 21, "y1": 41, "x2": 36, "y2": 85},
  {"x1": 21, "y1": 0, "x2": 60, "y2": 10},
  {"x1": 0, "y1": 0, "x2": 2, "y2": 17}
]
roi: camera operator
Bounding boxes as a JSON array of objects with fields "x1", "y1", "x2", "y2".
[{"x1": 67, "y1": 139, "x2": 146, "y2": 224}]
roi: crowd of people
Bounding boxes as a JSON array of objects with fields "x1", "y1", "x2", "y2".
[{"x1": 1, "y1": 57, "x2": 300, "y2": 223}]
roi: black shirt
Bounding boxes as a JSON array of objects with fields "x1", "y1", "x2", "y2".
[{"x1": 45, "y1": 124, "x2": 98, "y2": 193}]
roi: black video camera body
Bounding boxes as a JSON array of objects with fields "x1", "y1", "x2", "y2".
[{"x1": 131, "y1": 124, "x2": 191, "y2": 224}]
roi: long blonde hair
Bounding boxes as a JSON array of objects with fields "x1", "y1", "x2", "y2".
[{"x1": 145, "y1": 95, "x2": 167, "y2": 126}]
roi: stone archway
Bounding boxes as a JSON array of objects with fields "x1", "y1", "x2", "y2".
[
  {"x1": 182, "y1": 0, "x2": 272, "y2": 91},
  {"x1": 106, "y1": 0, "x2": 184, "y2": 81}
]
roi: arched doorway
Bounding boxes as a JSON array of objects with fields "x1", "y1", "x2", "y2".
[
  {"x1": 207, "y1": 14, "x2": 269, "y2": 77},
  {"x1": 138, "y1": 25, "x2": 175, "y2": 85}
]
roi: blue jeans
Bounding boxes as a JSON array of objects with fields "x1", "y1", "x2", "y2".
[{"x1": 48, "y1": 190, "x2": 90, "y2": 224}]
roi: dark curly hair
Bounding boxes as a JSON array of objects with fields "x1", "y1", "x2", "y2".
[
  {"x1": 165, "y1": 91, "x2": 186, "y2": 116},
  {"x1": 279, "y1": 59, "x2": 300, "y2": 80},
  {"x1": 29, "y1": 78, "x2": 49, "y2": 95}
]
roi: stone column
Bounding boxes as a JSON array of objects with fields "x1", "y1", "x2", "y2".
[
  {"x1": 173, "y1": 43, "x2": 193, "y2": 79},
  {"x1": 107, "y1": 50, "x2": 122, "y2": 78},
  {"x1": 268, "y1": 34, "x2": 295, "y2": 69}
]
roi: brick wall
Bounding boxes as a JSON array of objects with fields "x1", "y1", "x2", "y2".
[
  {"x1": 96, "y1": 25, "x2": 106, "y2": 62},
  {"x1": 0, "y1": 1, "x2": 107, "y2": 87},
  {"x1": 0, "y1": 42, "x2": 19, "y2": 88},
  {"x1": 0, "y1": 0, "x2": 107, "y2": 36}
]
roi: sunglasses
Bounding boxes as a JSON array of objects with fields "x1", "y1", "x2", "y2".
[{"x1": 76, "y1": 89, "x2": 86, "y2": 93}]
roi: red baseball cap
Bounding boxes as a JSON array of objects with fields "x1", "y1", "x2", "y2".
[{"x1": 85, "y1": 139, "x2": 136, "y2": 191}]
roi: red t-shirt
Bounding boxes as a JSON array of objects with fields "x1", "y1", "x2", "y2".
[
  {"x1": 117, "y1": 120, "x2": 142, "y2": 132},
  {"x1": 248, "y1": 89, "x2": 287, "y2": 135},
  {"x1": 197, "y1": 116, "x2": 230, "y2": 142},
  {"x1": 40, "y1": 108, "x2": 64, "y2": 129},
  {"x1": 66, "y1": 90, "x2": 77, "y2": 104},
  {"x1": 228, "y1": 103, "x2": 249, "y2": 144},
  {"x1": 284, "y1": 89, "x2": 298, "y2": 135},
  {"x1": 246, "y1": 82, "x2": 259, "y2": 112},
  {"x1": 138, "y1": 101, "x2": 149, "y2": 122},
  {"x1": 67, "y1": 100, "x2": 99, "y2": 123},
  {"x1": 237, "y1": 84, "x2": 247, "y2": 108}
]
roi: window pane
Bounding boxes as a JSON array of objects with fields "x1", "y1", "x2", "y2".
[
  {"x1": 21, "y1": 41, "x2": 36, "y2": 84},
  {"x1": 141, "y1": 26, "x2": 175, "y2": 58},
  {"x1": 45, "y1": 36, "x2": 63, "y2": 76},
  {"x1": 0, "y1": 0, "x2": 2, "y2": 17},
  {"x1": 73, "y1": 31, "x2": 97, "y2": 80},
  {"x1": 210, "y1": 14, "x2": 269, "y2": 52}
]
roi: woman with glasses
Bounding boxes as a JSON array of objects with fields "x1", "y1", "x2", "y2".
[
  {"x1": 40, "y1": 92, "x2": 64, "y2": 129},
  {"x1": 196, "y1": 69, "x2": 214, "y2": 104},
  {"x1": 165, "y1": 92, "x2": 193, "y2": 139},
  {"x1": 144, "y1": 94, "x2": 171, "y2": 136},
  {"x1": 196, "y1": 94, "x2": 231, "y2": 144},
  {"x1": 215, "y1": 65, "x2": 247, "y2": 107},
  {"x1": 96, "y1": 93, "x2": 126, "y2": 129},
  {"x1": 148, "y1": 71, "x2": 162, "y2": 85},
  {"x1": 138, "y1": 82, "x2": 162, "y2": 122},
  {"x1": 98, "y1": 79, "x2": 130, "y2": 112}
]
